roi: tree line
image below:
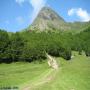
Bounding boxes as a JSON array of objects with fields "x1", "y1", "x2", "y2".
[{"x1": 0, "y1": 26, "x2": 90, "y2": 63}]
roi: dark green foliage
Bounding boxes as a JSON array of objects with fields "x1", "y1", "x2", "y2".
[
  {"x1": 78, "y1": 26, "x2": 90, "y2": 56},
  {"x1": 21, "y1": 31, "x2": 72, "y2": 60},
  {"x1": 9, "y1": 32, "x2": 24, "y2": 62},
  {"x1": 0, "y1": 29, "x2": 10, "y2": 63},
  {"x1": 22, "y1": 46, "x2": 46, "y2": 62},
  {"x1": 0, "y1": 26, "x2": 90, "y2": 63},
  {"x1": 0, "y1": 31, "x2": 25, "y2": 63}
]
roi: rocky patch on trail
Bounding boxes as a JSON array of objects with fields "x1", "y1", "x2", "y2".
[{"x1": 46, "y1": 54, "x2": 58, "y2": 69}]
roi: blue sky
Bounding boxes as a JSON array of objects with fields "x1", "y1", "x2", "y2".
[{"x1": 0, "y1": 0, "x2": 90, "y2": 32}]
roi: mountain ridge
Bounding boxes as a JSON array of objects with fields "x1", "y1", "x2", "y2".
[{"x1": 26, "y1": 7, "x2": 90, "y2": 32}]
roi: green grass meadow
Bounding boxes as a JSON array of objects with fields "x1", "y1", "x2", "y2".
[
  {"x1": 0, "y1": 52, "x2": 90, "y2": 90},
  {"x1": 0, "y1": 61, "x2": 49, "y2": 88},
  {"x1": 32, "y1": 52, "x2": 90, "y2": 90}
]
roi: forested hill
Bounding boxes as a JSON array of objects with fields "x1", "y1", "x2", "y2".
[
  {"x1": 0, "y1": 26, "x2": 90, "y2": 63},
  {"x1": 0, "y1": 7, "x2": 90, "y2": 63}
]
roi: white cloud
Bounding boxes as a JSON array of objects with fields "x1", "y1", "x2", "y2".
[
  {"x1": 68, "y1": 9, "x2": 75, "y2": 16},
  {"x1": 68, "y1": 8, "x2": 90, "y2": 22},
  {"x1": 16, "y1": 16, "x2": 24, "y2": 25},
  {"x1": 29, "y1": 0, "x2": 47, "y2": 22},
  {"x1": 15, "y1": 0, "x2": 47, "y2": 23},
  {"x1": 16, "y1": 0, "x2": 25, "y2": 5}
]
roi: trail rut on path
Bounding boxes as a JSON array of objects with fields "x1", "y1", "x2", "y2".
[
  {"x1": 22, "y1": 54, "x2": 59, "y2": 90},
  {"x1": 46, "y1": 53, "x2": 59, "y2": 70}
]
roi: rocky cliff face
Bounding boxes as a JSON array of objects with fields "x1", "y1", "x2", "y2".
[
  {"x1": 27, "y1": 7, "x2": 90, "y2": 32},
  {"x1": 29, "y1": 7, "x2": 71, "y2": 31}
]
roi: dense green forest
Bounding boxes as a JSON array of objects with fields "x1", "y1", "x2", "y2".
[{"x1": 0, "y1": 26, "x2": 90, "y2": 63}]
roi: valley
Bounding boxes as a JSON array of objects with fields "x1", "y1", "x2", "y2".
[
  {"x1": 0, "y1": 4, "x2": 90, "y2": 90},
  {"x1": 0, "y1": 52, "x2": 90, "y2": 90}
]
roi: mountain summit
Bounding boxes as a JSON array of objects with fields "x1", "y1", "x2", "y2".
[
  {"x1": 29, "y1": 7, "x2": 70, "y2": 31},
  {"x1": 27, "y1": 7, "x2": 90, "y2": 32}
]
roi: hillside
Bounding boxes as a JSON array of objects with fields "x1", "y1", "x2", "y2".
[
  {"x1": 0, "y1": 52, "x2": 90, "y2": 90},
  {"x1": 30, "y1": 52, "x2": 90, "y2": 90},
  {"x1": 29, "y1": 7, "x2": 70, "y2": 31},
  {"x1": 0, "y1": 26, "x2": 90, "y2": 63}
]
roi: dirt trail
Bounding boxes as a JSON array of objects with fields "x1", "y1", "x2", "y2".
[
  {"x1": 22, "y1": 69, "x2": 54, "y2": 90},
  {"x1": 46, "y1": 53, "x2": 59, "y2": 69},
  {"x1": 22, "y1": 54, "x2": 58, "y2": 90}
]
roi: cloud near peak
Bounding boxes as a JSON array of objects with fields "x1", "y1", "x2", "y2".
[
  {"x1": 16, "y1": 0, "x2": 25, "y2": 5},
  {"x1": 29, "y1": 0, "x2": 47, "y2": 22},
  {"x1": 16, "y1": 0, "x2": 47, "y2": 23},
  {"x1": 68, "y1": 8, "x2": 90, "y2": 22}
]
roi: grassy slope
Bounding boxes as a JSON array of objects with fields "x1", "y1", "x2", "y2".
[
  {"x1": 0, "y1": 52, "x2": 90, "y2": 90},
  {"x1": 0, "y1": 61, "x2": 49, "y2": 88},
  {"x1": 32, "y1": 52, "x2": 90, "y2": 90}
]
